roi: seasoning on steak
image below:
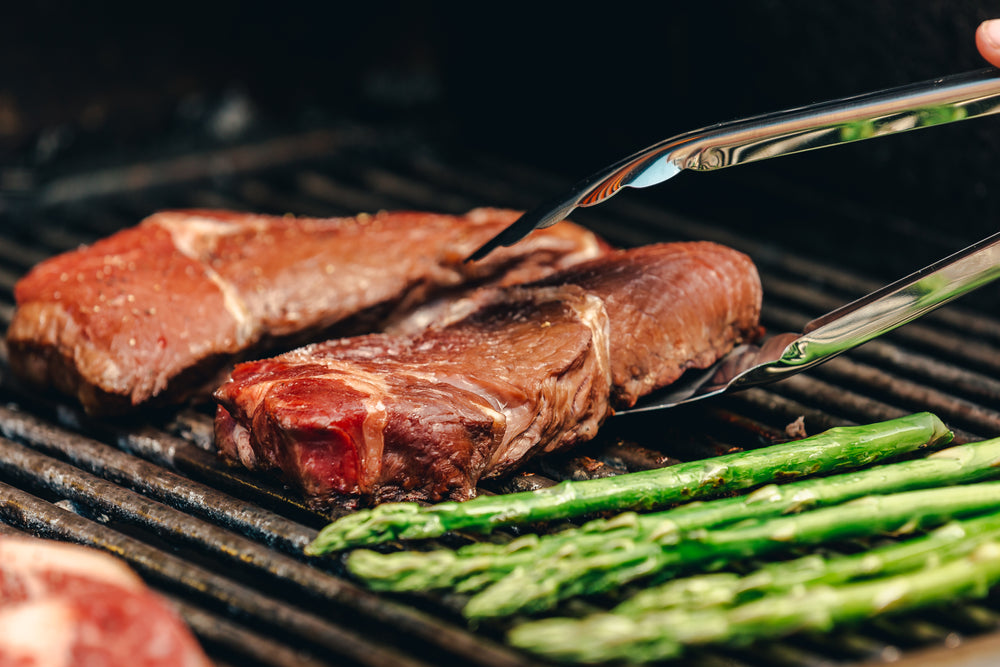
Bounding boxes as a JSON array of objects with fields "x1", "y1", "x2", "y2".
[
  {"x1": 0, "y1": 536, "x2": 211, "y2": 667},
  {"x1": 6, "y1": 208, "x2": 606, "y2": 415},
  {"x1": 214, "y1": 242, "x2": 763, "y2": 507}
]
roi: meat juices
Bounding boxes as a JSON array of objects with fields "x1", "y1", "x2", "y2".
[
  {"x1": 0, "y1": 537, "x2": 210, "y2": 667},
  {"x1": 214, "y1": 242, "x2": 763, "y2": 506},
  {"x1": 6, "y1": 208, "x2": 606, "y2": 415}
]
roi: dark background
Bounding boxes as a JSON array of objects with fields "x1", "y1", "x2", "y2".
[{"x1": 1, "y1": 2, "x2": 998, "y2": 250}]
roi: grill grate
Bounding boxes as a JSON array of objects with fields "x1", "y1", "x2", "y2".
[{"x1": 2, "y1": 123, "x2": 1000, "y2": 665}]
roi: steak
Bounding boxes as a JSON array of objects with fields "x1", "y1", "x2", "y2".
[
  {"x1": 0, "y1": 536, "x2": 210, "y2": 667},
  {"x1": 6, "y1": 208, "x2": 606, "y2": 414},
  {"x1": 214, "y1": 242, "x2": 763, "y2": 506}
]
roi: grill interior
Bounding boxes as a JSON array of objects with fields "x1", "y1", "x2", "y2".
[{"x1": 3, "y1": 116, "x2": 1000, "y2": 667}]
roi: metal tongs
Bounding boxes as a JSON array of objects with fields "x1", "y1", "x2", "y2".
[
  {"x1": 619, "y1": 231, "x2": 1000, "y2": 413},
  {"x1": 468, "y1": 68, "x2": 1000, "y2": 261},
  {"x1": 464, "y1": 67, "x2": 1000, "y2": 413}
]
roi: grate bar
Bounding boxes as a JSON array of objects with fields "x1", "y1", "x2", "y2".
[
  {"x1": 0, "y1": 481, "x2": 432, "y2": 667},
  {"x1": 763, "y1": 304, "x2": 1000, "y2": 407},
  {"x1": 171, "y1": 596, "x2": 337, "y2": 667},
  {"x1": 0, "y1": 418, "x2": 538, "y2": 667}
]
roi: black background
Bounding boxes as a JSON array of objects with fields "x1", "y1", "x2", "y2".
[{"x1": 1, "y1": 2, "x2": 998, "y2": 251}]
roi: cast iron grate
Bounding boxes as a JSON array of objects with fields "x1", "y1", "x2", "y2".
[{"x1": 1, "y1": 122, "x2": 1000, "y2": 666}]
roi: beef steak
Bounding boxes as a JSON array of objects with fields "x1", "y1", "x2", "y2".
[{"x1": 214, "y1": 242, "x2": 763, "y2": 506}]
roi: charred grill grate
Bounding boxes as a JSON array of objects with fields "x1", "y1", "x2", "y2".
[{"x1": 2, "y1": 123, "x2": 1000, "y2": 666}]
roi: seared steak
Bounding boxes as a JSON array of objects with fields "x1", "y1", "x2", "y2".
[
  {"x1": 0, "y1": 537, "x2": 211, "y2": 667},
  {"x1": 7, "y1": 208, "x2": 606, "y2": 414},
  {"x1": 214, "y1": 242, "x2": 763, "y2": 506}
]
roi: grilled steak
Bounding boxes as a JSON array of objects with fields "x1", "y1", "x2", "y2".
[
  {"x1": 214, "y1": 242, "x2": 763, "y2": 506},
  {"x1": 0, "y1": 536, "x2": 210, "y2": 667},
  {"x1": 6, "y1": 208, "x2": 606, "y2": 415}
]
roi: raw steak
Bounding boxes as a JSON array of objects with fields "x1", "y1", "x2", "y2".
[
  {"x1": 7, "y1": 208, "x2": 605, "y2": 414},
  {"x1": 0, "y1": 536, "x2": 210, "y2": 667},
  {"x1": 214, "y1": 242, "x2": 762, "y2": 506}
]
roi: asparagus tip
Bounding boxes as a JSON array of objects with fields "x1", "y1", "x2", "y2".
[{"x1": 306, "y1": 502, "x2": 440, "y2": 554}]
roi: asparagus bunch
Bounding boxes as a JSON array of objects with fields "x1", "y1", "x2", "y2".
[
  {"x1": 308, "y1": 413, "x2": 950, "y2": 554},
  {"x1": 345, "y1": 437, "x2": 1000, "y2": 598},
  {"x1": 509, "y1": 522, "x2": 1000, "y2": 663},
  {"x1": 617, "y1": 509, "x2": 1000, "y2": 615},
  {"x1": 463, "y1": 477, "x2": 1000, "y2": 618}
]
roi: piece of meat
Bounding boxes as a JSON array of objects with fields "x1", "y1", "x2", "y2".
[
  {"x1": 214, "y1": 242, "x2": 763, "y2": 506},
  {"x1": 529, "y1": 242, "x2": 765, "y2": 407},
  {"x1": 6, "y1": 208, "x2": 606, "y2": 415},
  {"x1": 0, "y1": 536, "x2": 211, "y2": 667}
]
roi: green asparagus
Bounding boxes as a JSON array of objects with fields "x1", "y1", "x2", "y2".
[
  {"x1": 344, "y1": 436, "x2": 1000, "y2": 595},
  {"x1": 308, "y1": 412, "x2": 950, "y2": 554},
  {"x1": 508, "y1": 539, "x2": 1000, "y2": 663},
  {"x1": 617, "y1": 509, "x2": 1000, "y2": 615},
  {"x1": 462, "y1": 479, "x2": 1000, "y2": 618}
]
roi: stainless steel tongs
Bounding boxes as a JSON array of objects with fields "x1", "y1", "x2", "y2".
[
  {"x1": 469, "y1": 68, "x2": 1000, "y2": 261},
  {"x1": 619, "y1": 231, "x2": 1000, "y2": 414}
]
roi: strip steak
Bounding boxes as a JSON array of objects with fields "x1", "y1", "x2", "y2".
[
  {"x1": 6, "y1": 208, "x2": 606, "y2": 414},
  {"x1": 214, "y1": 242, "x2": 763, "y2": 506}
]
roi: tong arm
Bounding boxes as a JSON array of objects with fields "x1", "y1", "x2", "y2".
[
  {"x1": 621, "y1": 230, "x2": 1000, "y2": 414},
  {"x1": 471, "y1": 68, "x2": 1000, "y2": 261}
]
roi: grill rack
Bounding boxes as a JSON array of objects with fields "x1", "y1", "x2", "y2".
[{"x1": 2, "y1": 123, "x2": 1000, "y2": 666}]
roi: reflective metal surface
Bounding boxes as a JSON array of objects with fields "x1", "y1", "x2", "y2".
[
  {"x1": 471, "y1": 67, "x2": 1000, "y2": 260},
  {"x1": 621, "y1": 230, "x2": 1000, "y2": 413}
]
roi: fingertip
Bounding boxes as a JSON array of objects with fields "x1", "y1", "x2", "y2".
[{"x1": 976, "y1": 19, "x2": 1000, "y2": 68}]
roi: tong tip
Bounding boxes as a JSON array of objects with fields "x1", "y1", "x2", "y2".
[
  {"x1": 465, "y1": 202, "x2": 575, "y2": 262},
  {"x1": 464, "y1": 229, "x2": 510, "y2": 262}
]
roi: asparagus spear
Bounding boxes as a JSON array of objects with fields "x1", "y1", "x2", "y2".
[
  {"x1": 508, "y1": 540, "x2": 1000, "y2": 663},
  {"x1": 345, "y1": 436, "x2": 1000, "y2": 594},
  {"x1": 463, "y1": 479, "x2": 1000, "y2": 618},
  {"x1": 617, "y1": 509, "x2": 1000, "y2": 615},
  {"x1": 307, "y1": 412, "x2": 950, "y2": 554}
]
